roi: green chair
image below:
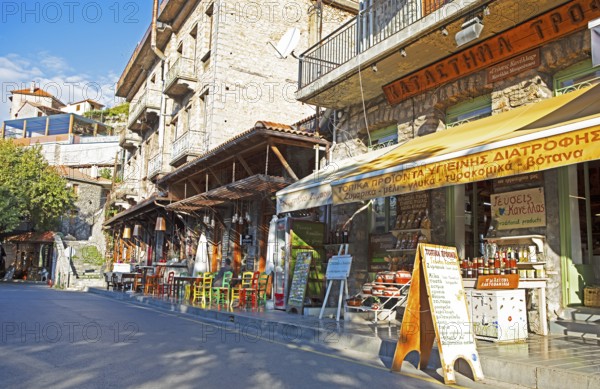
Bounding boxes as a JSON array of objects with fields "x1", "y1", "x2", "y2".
[
  {"x1": 257, "y1": 273, "x2": 270, "y2": 306},
  {"x1": 212, "y1": 271, "x2": 233, "y2": 306}
]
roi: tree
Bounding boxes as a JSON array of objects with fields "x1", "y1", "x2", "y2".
[
  {"x1": 0, "y1": 185, "x2": 20, "y2": 233},
  {"x1": 0, "y1": 139, "x2": 75, "y2": 233}
]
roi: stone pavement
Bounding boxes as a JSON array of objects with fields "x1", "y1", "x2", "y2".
[{"x1": 87, "y1": 287, "x2": 600, "y2": 389}]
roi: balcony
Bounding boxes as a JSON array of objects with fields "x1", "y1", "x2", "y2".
[
  {"x1": 170, "y1": 131, "x2": 205, "y2": 166},
  {"x1": 147, "y1": 153, "x2": 164, "y2": 180},
  {"x1": 164, "y1": 57, "x2": 197, "y2": 98},
  {"x1": 112, "y1": 181, "x2": 140, "y2": 201},
  {"x1": 127, "y1": 89, "x2": 161, "y2": 131},
  {"x1": 119, "y1": 129, "x2": 142, "y2": 149},
  {"x1": 296, "y1": 0, "x2": 569, "y2": 108}
]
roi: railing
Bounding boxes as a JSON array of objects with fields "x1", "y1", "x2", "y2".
[
  {"x1": 299, "y1": 0, "x2": 451, "y2": 88},
  {"x1": 555, "y1": 76, "x2": 600, "y2": 95},
  {"x1": 165, "y1": 57, "x2": 196, "y2": 91},
  {"x1": 171, "y1": 132, "x2": 190, "y2": 163},
  {"x1": 148, "y1": 153, "x2": 163, "y2": 178},
  {"x1": 128, "y1": 89, "x2": 161, "y2": 127}
]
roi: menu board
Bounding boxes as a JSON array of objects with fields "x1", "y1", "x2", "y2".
[
  {"x1": 392, "y1": 243, "x2": 483, "y2": 385},
  {"x1": 286, "y1": 251, "x2": 312, "y2": 313},
  {"x1": 325, "y1": 255, "x2": 352, "y2": 280}
]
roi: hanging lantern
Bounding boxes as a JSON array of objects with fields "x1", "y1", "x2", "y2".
[
  {"x1": 122, "y1": 227, "x2": 132, "y2": 239},
  {"x1": 133, "y1": 224, "x2": 142, "y2": 237},
  {"x1": 155, "y1": 216, "x2": 166, "y2": 231}
]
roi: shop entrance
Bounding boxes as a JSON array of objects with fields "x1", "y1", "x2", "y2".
[{"x1": 576, "y1": 161, "x2": 600, "y2": 285}]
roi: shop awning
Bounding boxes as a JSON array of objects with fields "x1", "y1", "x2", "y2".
[
  {"x1": 276, "y1": 147, "x2": 397, "y2": 213},
  {"x1": 168, "y1": 174, "x2": 293, "y2": 212},
  {"x1": 331, "y1": 84, "x2": 600, "y2": 204}
]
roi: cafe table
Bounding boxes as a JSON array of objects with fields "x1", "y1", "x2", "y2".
[{"x1": 173, "y1": 275, "x2": 203, "y2": 300}]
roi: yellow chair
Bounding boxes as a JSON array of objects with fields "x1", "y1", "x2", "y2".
[
  {"x1": 231, "y1": 272, "x2": 254, "y2": 308},
  {"x1": 193, "y1": 274, "x2": 213, "y2": 305}
]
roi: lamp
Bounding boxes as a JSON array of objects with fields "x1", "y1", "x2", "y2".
[
  {"x1": 455, "y1": 17, "x2": 484, "y2": 47},
  {"x1": 155, "y1": 216, "x2": 166, "y2": 232},
  {"x1": 122, "y1": 227, "x2": 131, "y2": 239},
  {"x1": 400, "y1": 48, "x2": 407, "y2": 57},
  {"x1": 441, "y1": 27, "x2": 448, "y2": 36},
  {"x1": 133, "y1": 224, "x2": 142, "y2": 237},
  {"x1": 371, "y1": 63, "x2": 378, "y2": 72}
]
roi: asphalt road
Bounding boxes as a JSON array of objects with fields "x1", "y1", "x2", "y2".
[{"x1": 0, "y1": 283, "x2": 489, "y2": 388}]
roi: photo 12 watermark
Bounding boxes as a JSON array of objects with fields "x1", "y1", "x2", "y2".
[
  {"x1": 1, "y1": 1, "x2": 140, "y2": 24},
  {"x1": 1, "y1": 321, "x2": 139, "y2": 344}
]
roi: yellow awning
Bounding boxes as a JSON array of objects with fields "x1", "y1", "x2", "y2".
[{"x1": 332, "y1": 84, "x2": 600, "y2": 204}]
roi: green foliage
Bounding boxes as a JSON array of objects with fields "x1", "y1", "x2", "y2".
[
  {"x1": 0, "y1": 185, "x2": 20, "y2": 233},
  {"x1": 0, "y1": 139, "x2": 76, "y2": 233},
  {"x1": 84, "y1": 103, "x2": 130, "y2": 120},
  {"x1": 99, "y1": 168, "x2": 113, "y2": 180},
  {"x1": 79, "y1": 245, "x2": 105, "y2": 266}
]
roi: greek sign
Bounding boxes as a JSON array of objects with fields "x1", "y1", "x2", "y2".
[
  {"x1": 476, "y1": 274, "x2": 520, "y2": 289},
  {"x1": 383, "y1": 0, "x2": 600, "y2": 104},
  {"x1": 325, "y1": 255, "x2": 352, "y2": 280},
  {"x1": 487, "y1": 49, "x2": 541, "y2": 83},
  {"x1": 333, "y1": 126, "x2": 600, "y2": 204},
  {"x1": 392, "y1": 244, "x2": 483, "y2": 384},
  {"x1": 491, "y1": 188, "x2": 546, "y2": 230}
]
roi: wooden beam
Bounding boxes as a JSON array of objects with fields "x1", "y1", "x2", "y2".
[
  {"x1": 93, "y1": 123, "x2": 99, "y2": 137},
  {"x1": 207, "y1": 167, "x2": 223, "y2": 186},
  {"x1": 188, "y1": 179, "x2": 202, "y2": 194},
  {"x1": 68, "y1": 114, "x2": 74, "y2": 136},
  {"x1": 271, "y1": 137, "x2": 326, "y2": 149},
  {"x1": 270, "y1": 145, "x2": 298, "y2": 181},
  {"x1": 237, "y1": 155, "x2": 253, "y2": 176},
  {"x1": 44, "y1": 116, "x2": 50, "y2": 136}
]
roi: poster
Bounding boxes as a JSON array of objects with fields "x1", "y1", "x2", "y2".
[{"x1": 491, "y1": 187, "x2": 546, "y2": 230}]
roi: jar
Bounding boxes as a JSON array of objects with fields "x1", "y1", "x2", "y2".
[
  {"x1": 395, "y1": 271, "x2": 411, "y2": 284},
  {"x1": 372, "y1": 285, "x2": 385, "y2": 296},
  {"x1": 384, "y1": 286, "x2": 399, "y2": 296},
  {"x1": 362, "y1": 283, "x2": 374, "y2": 294}
]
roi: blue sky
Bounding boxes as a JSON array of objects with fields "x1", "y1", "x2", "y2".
[{"x1": 0, "y1": 1, "x2": 155, "y2": 121}]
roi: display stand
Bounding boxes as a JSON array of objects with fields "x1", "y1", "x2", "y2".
[
  {"x1": 392, "y1": 243, "x2": 484, "y2": 385},
  {"x1": 319, "y1": 244, "x2": 351, "y2": 322}
]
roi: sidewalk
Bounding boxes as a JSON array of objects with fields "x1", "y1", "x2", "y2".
[{"x1": 87, "y1": 287, "x2": 600, "y2": 388}]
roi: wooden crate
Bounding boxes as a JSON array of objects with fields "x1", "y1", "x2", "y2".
[{"x1": 584, "y1": 287, "x2": 600, "y2": 308}]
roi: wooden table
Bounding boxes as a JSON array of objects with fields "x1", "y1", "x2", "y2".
[{"x1": 173, "y1": 276, "x2": 202, "y2": 300}]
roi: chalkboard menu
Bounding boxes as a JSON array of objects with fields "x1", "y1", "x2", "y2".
[{"x1": 286, "y1": 251, "x2": 313, "y2": 313}]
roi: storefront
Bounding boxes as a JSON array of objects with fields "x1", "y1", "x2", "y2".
[
  {"x1": 2, "y1": 232, "x2": 55, "y2": 281},
  {"x1": 278, "y1": 83, "x2": 600, "y2": 331}
]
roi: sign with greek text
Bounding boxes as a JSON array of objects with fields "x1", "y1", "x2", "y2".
[
  {"x1": 392, "y1": 244, "x2": 483, "y2": 384},
  {"x1": 476, "y1": 274, "x2": 520, "y2": 289},
  {"x1": 333, "y1": 126, "x2": 600, "y2": 204},
  {"x1": 487, "y1": 49, "x2": 541, "y2": 83},
  {"x1": 383, "y1": 0, "x2": 600, "y2": 104},
  {"x1": 325, "y1": 255, "x2": 352, "y2": 280},
  {"x1": 491, "y1": 188, "x2": 546, "y2": 230}
]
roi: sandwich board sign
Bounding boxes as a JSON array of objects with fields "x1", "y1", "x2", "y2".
[{"x1": 392, "y1": 243, "x2": 484, "y2": 385}]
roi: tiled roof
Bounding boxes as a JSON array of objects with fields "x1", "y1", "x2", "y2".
[
  {"x1": 5, "y1": 231, "x2": 55, "y2": 243},
  {"x1": 55, "y1": 166, "x2": 112, "y2": 186},
  {"x1": 158, "y1": 120, "x2": 327, "y2": 185},
  {"x1": 27, "y1": 102, "x2": 64, "y2": 115},
  {"x1": 11, "y1": 88, "x2": 55, "y2": 98}
]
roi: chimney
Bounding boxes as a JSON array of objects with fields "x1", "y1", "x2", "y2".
[{"x1": 30, "y1": 81, "x2": 35, "y2": 93}]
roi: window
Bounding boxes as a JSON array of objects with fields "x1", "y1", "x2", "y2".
[
  {"x1": 76, "y1": 104, "x2": 81, "y2": 111},
  {"x1": 370, "y1": 197, "x2": 397, "y2": 234},
  {"x1": 446, "y1": 95, "x2": 492, "y2": 128},
  {"x1": 201, "y1": 3, "x2": 214, "y2": 63},
  {"x1": 554, "y1": 59, "x2": 600, "y2": 95}
]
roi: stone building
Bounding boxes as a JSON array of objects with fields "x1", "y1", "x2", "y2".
[
  {"x1": 105, "y1": 1, "x2": 359, "y2": 268},
  {"x1": 279, "y1": 0, "x2": 600, "y2": 335},
  {"x1": 8, "y1": 83, "x2": 66, "y2": 119}
]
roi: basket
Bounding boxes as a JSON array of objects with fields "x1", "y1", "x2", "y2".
[{"x1": 584, "y1": 286, "x2": 600, "y2": 308}]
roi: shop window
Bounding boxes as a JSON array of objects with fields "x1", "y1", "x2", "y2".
[
  {"x1": 363, "y1": 123, "x2": 398, "y2": 151},
  {"x1": 370, "y1": 196, "x2": 397, "y2": 234},
  {"x1": 446, "y1": 95, "x2": 492, "y2": 128},
  {"x1": 464, "y1": 181, "x2": 492, "y2": 259},
  {"x1": 554, "y1": 60, "x2": 600, "y2": 95},
  {"x1": 576, "y1": 161, "x2": 600, "y2": 281}
]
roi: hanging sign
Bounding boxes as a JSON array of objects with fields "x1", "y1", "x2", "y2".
[
  {"x1": 491, "y1": 187, "x2": 546, "y2": 230},
  {"x1": 392, "y1": 243, "x2": 483, "y2": 385}
]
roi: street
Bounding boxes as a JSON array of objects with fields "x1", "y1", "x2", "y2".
[{"x1": 0, "y1": 283, "x2": 492, "y2": 389}]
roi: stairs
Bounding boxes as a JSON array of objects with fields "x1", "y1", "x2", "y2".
[{"x1": 549, "y1": 306, "x2": 600, "y2": 339}]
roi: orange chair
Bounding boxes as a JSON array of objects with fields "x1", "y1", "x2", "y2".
[{"x1": 144, "y1": 266, "x2": 165, "y2": 295}]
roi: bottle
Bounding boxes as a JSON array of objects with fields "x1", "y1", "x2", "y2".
[
  {"x1": 466, "y1": 259, "x2": 473, "y2": 278},
  {"x1": 494, "y1": 252, "x2": 501, "y2": 275}
]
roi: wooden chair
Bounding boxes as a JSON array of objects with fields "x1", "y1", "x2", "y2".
[
  {"x1": 159, "y1": 271, "x2": 175, "y2": 297},
  {"x1": 144, "y1": 266, "x2": 165, "y2": 295},
  {"x1": 231, "y1": 272, "x2": 254, "y2": 308},
  {"x1": 257, "y1": 273, "x2": 270, "y2": 306},
  {"x1": 245, "y1": 271, "x2": 261, "y2": 308},
  {"x1": 212, "y1": 271, "x2": 233, "y2": 306},
  {"x1": 193, "y1": 273, "x2": 213, "y2": 305},
  {"x1": 133, "y1": 273, "x2": 143, "y2": 293}
]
